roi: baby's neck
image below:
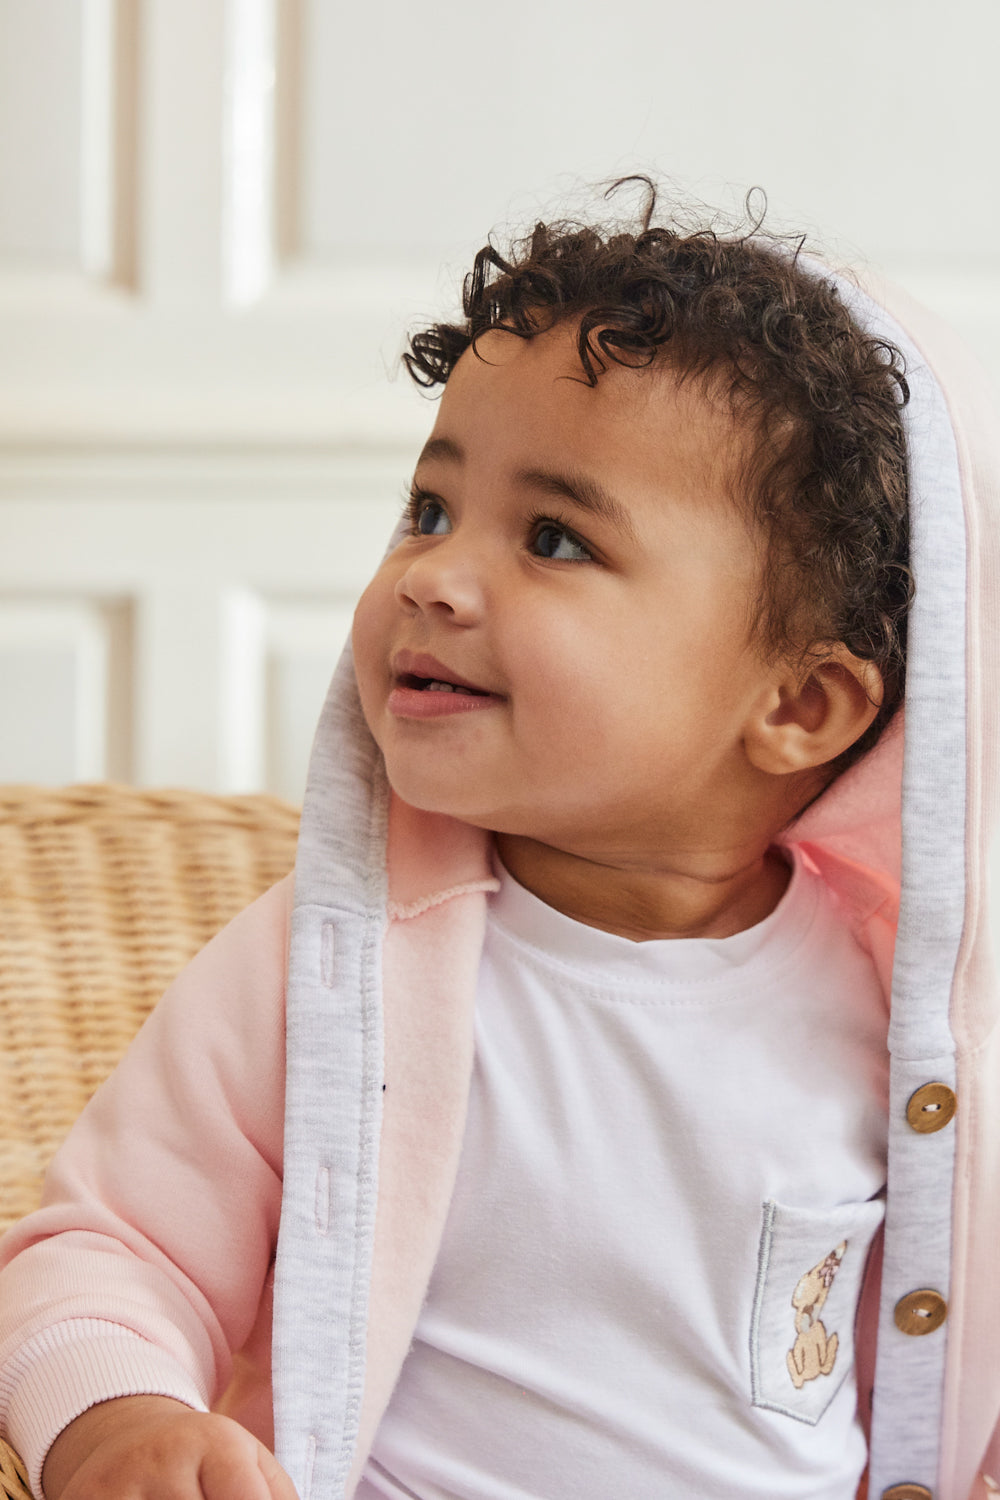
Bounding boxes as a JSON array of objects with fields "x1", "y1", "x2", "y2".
[{"x1": 493, "y1": 834, "x2": 791, "y2": 942}]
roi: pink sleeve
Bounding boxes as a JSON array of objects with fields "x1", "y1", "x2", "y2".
[{"x1": 0, "y1": 875, "x2": 292, "y2": 1496}]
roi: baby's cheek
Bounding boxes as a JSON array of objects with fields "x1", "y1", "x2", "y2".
[{"x1": 351, "y1": 582, "x2": 391, "y2": 726}]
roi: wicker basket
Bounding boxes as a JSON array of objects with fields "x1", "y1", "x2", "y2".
[
  {"x1": 0, "y1": 783, "x2": 300, "y2": 1499},
  {"x1": 0, "y1": 1441, "x2": 30, "y2": 1500}
]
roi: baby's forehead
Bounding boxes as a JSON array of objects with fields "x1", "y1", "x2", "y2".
[{"x1": 444, "y1": 322, "x2": 753, "y2": 493}]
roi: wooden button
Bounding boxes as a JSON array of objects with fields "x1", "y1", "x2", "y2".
[
  {"x1": 906, "y1": 1082, "x2": 956, "y2": 1133},
  {"x1": 881, "y1": 1485, "x2": 932, "y2": 1499},
  {"x1": 894, "y1": 1289, "x2": 947, "y2": 1335}
]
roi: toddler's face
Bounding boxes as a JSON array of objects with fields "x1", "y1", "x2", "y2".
[{"x1": 353, "y1": 321, "x2": 779, "y2": 863}]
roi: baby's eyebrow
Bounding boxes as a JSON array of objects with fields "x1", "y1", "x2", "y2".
[
  {"x1": 515, "y1": 466, "x2": 637, "y2": 543},
  {"x1": 416, "y1": 436, "x2": 463, "y2": 467}
]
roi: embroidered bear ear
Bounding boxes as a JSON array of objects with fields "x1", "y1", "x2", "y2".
[{"x1": 750, "y1": 1199, "x2": 884, "y2": 1425}]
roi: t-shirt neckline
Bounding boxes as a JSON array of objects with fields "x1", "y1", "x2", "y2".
[{"x1": 488, "y1": 846, "x2": 820, "y2": 988}]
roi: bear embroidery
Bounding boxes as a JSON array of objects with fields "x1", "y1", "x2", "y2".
[{"x1": 786, "y1": 1240, "x2": 847, "y2": 1390}]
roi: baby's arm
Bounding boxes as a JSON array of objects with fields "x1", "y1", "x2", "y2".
[
  {"x1": 0, "y1": 877, "x2": 293, "y2": 1498},
  {"x1": 42, "y1": 1397, "x2": 297, "y2": 1500}
]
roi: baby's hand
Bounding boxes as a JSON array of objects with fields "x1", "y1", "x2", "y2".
[{"x1": 42, "y1": 1395, "x2": 299, "y2": 1500}]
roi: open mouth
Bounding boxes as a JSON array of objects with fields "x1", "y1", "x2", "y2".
[
  {"x1": 399, "y1": 673, "x2": 491, "y2": 697},
  {"x1": 388, "y1": 655, "x2": 501, "y2": 717},
  {"x1": 388, "y1": 651, "x2": 500, "y2": 716}
]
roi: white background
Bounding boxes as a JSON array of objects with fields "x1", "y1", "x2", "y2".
[{"x1": 0, "y1": 0, "x2": 997, "y2": 798}]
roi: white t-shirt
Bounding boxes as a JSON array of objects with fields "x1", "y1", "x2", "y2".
[{"x1": 360, "y1": 848, "x2": 889, "y2": 1499}]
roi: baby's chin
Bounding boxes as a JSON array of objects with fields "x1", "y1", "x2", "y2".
[
  {"x1": 378, "y1": 765, "x2": 532, "y2": 842},
  {"x1": 379, "y1": 761, "x2": 488, "y2": 824}
]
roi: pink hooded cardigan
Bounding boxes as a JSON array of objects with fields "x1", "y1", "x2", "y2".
[{"x1": 0, "y1": 269, "x2": 998, "y2": 1500}]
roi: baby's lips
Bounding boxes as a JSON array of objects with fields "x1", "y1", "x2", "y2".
[{"x1": 388, "y1": 681, "x2": 502, "y2": 718}]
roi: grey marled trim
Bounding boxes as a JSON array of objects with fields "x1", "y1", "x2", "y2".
[
  {"x1": 830, "y1": 272, "x2": 965, "y2": 1499},
  {"x1": 273, "y1": 640, "x2": 389, "y2": 1500}
]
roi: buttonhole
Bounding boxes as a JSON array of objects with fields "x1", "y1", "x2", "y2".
[
  {"x1": 315, "y1": 1167, "x2": 331, "y2": 1235},
  {"x1": 303, "y1": 1435, "x2": 317, "y2": 1500},
  {"x1": 321, "y1": 921, "x2": 335, "y2": 988}
]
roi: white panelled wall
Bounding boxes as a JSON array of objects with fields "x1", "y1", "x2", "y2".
[
  {"x1": 1, "y1": 0, "x2": 998, "y2": 796},
  {"x1": 0, "y1": 455, "x2": 400, "y2": 797}
]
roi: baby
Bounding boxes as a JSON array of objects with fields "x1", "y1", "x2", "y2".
[{"x1": 4, "y1": 181, "x2": 993, "y2": 1500}]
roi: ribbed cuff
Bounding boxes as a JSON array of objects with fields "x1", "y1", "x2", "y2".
[{"x1": 4, "y1": 1321, "x2": 209, "y2": 1499}]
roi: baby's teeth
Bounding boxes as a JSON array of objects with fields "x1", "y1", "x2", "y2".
[{"x1": 427, "y1": 681, "x2": 456, "y2": 693}]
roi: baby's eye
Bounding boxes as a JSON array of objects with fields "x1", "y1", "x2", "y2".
[
  {"x1": 408, "y1": 494, "x2": 451, "y2": 536},
  {"x1": 531, "y1": 522, "x2": 592, "y2": 562}
]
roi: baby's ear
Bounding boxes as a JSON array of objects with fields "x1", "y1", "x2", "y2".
[{"x1": 744, "y1": 645, "x2": 884, "y2": 776}]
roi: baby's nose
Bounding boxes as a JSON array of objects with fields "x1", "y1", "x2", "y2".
[{"x1": 394, "y1": 543, "x2": 485, "y2": 623}]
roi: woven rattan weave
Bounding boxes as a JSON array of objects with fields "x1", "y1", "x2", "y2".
[
  {"x1": 0, "y1": 782, "x2": 299, "y2": 1500},
  {"x1": 0, "y1": 783, "x2": 300, "y2": 1235},
  {"x1": 0, "y1": 1438, "x2": 30, "y2": 1500}
]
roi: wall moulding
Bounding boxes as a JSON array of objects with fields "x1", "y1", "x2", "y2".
[
  {"x1": 0, "y1": 441, "x2": 415, "y2": 500},
  {"x1": 0, "y1": 592, "x2": 134, "y2": 783},
  {"x1": 82, "y1": 0, "x2": 140, "y2": 289},
  {"x1": 0, "y1": 0, "x2": 140, "y2": 304}
]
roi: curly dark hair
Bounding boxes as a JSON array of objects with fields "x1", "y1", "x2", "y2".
[{"x1": 403, "y1": 179, "x2": 912, "y2": 775}]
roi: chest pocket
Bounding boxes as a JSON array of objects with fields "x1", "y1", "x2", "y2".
[{"x1": 750, "y1": 1196, "x2": 884, "y2": 1425}]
